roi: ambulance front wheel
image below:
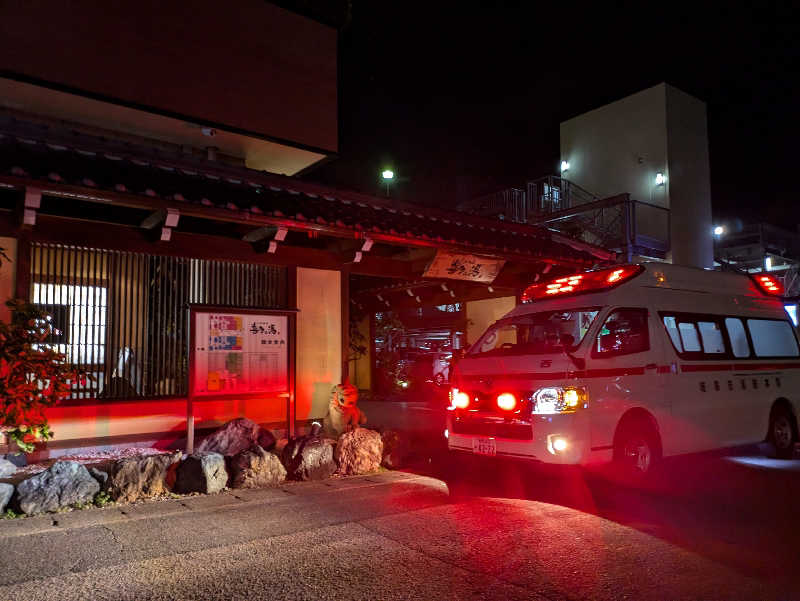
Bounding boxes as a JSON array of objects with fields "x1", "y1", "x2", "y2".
[
  {"x1": 613, "y1": 417, "x2": 662, "y2": 479},
  {"x1": 768, "y1": 405, "x2": 797, "y2": 459}
]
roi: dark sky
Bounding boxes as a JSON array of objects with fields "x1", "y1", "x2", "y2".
[{"x1": 305, "y1": 1, "x2": 799, "y2": 229}]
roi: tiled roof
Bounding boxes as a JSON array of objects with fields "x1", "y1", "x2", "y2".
[{"x1": 0, "y1": 117, "x2": 613, "y2": 266}]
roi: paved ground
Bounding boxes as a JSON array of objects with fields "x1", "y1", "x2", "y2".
[{"x1": 0, "y1": 399, "x2": 798, "y2": 600}]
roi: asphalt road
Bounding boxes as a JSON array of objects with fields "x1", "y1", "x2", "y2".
[{"x1": 0, "y1": 400, "x2": 798, "y2": 600}]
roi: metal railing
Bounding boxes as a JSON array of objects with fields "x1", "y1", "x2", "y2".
[{"x1": 456, "y1": 176, "x2": 670, "y2": 259}]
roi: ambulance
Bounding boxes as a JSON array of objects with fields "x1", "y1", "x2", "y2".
[{"x1": 446, "y1": 263, "x2": 800, "y2": 476}]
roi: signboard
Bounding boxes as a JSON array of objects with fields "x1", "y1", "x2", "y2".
[
  {"x1": 423, "y1": 250, "x2": 505, "y2": 283},
  {"x1": 190, "y1": 308, "x2": 293, "y2": 398}
]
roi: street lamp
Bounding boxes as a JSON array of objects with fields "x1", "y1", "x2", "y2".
[{"x1": 382, "y1": 169, "x2": 394, "y2": 197}]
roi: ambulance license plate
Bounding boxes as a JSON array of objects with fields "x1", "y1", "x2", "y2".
[{"x1": 472, "y1": 437, "x2": 496, "y2": 456}]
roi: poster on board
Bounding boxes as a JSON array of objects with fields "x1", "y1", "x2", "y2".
[{"x1": 191, "y1": 311, "x2": 289, "y2": 397}]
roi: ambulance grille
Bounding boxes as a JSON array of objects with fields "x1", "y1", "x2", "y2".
[{"x1": 452, "y1": 415, "x2": 533, "y2": 440}]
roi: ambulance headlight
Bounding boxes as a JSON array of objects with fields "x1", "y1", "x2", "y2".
[{"x1": 531, "y1": 386, "x2": 586, "y2": 414}]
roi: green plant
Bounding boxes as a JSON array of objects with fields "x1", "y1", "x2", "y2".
[
  {"x1": 93, "y1": 491, "x2": 113, "y2": 507},
  {"x1": 3, "y1": 508, "x2": 20, "y2": 519},
  {"x1": 373, "y1": 311, "x2": 408, "y2": 392},
  {"x1": 0, "y1": 299, "x2": 91, "y2": 453}
]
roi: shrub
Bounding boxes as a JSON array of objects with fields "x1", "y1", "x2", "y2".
[{"x1": 0, "y1": 299, "x2": 90, "y2": 453}]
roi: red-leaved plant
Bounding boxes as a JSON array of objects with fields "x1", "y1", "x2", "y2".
[{"x1": 0, "y1": 299, "x2": 89, "y2": 453}]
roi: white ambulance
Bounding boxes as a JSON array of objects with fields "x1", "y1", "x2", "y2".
[{"x1": 446, "y1": 263, "x2": 799, "y2": 476}]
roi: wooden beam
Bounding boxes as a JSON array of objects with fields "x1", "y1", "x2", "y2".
[
  {"x1": 140, "y1": 209, "x2": 167, "y2": 230},
  {"x1": 0, "y1": 175, "x2": 599, "y2": 267},
  {"x1": 242, "y1": 225, "x2": 277, "y2": 243}
]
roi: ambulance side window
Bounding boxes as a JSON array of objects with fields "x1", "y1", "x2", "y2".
[
  {"x1": 724, "y1": 318, "x2": 751, "y2": 358},
  {"x1": 678, "y1": 322, "x2": 701, "y2": 351},
  {"x1": 593, "y1": 308, "x2": 649, "y2": 357}
]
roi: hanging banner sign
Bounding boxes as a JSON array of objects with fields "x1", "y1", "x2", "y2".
[
  {"x1": 423, "y1": 250, "x2": 505, "y2": 283},
  {"x1": 191, "y1": 310, "x2": 289, "y2": 397}
]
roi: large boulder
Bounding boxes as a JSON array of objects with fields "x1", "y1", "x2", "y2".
[
  {"x1": 89, "y1": 467, "x2": 109, "y2": 490},
  {"x1": 229, "y1": 446, "x2": 286, "y2": 488},
  {"x1": 0, "y1": 483, "x2": 13, "y2": 513},
  {"x1": 107, "y1": 451, "x2": 181, "y2": 503},
  {"x1": 0, "y1": 457, "x2": 17, "y2": 478},
  {"x1": 196, "y1": 418, "x2": 276, "y2": 456},
  {"x1": 175, "y1": 452, "x2": 227, "y2": 494},
  {"x1": 380, "y1": 429, "x2": 408, "y2": 469},
  {"x1": 281, "y1": 435, "x2": 336, "y2": 481},
  {"x1": 335, "y1": 428, "x2": 384, "y2": 476},
  {"x1": 15, "y1": 461, "x2": 99, "y2": 515}
]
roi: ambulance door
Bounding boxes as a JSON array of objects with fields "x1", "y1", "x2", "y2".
[{"x1": 586, "y1": 307, "x2": 668, "y2": 451}]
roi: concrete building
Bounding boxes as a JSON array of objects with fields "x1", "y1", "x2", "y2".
[
  {"x1": 458, "y1": 83, "x2": 715, "y2": 270},
  {"x1": 560, "y1": 83, "x2": 714, "y2": 268}
]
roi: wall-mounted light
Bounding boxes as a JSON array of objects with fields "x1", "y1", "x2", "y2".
[
  {"x1": 655, "y1": 172, "x2": 665, "y2": 186},
  {"x1": 765, "y1": 256, "x2": 773, "y2": 271},
  {"x1": 560, "y1": 160, "x2": 570, "y2": 173},
  {"x1": 713, "y1": 225, "x2": 724, "y2": 236}
]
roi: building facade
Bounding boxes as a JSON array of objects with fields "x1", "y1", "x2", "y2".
[{"x1": 0, "y1": 2, "x2": 611, "y2": 456}]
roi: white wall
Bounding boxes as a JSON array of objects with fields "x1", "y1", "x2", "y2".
[
  {"x1": 466, "y1": 296, "x2": 516, "y2": 346},
  {"x1": 560, "y1": 84, "x2": 669, "y2": 206},
  {"x1": 296, "y1": 267, "x2": 341, "y2": 421},
  {"x1": 666, "y1": 85, "x2": 714, "y2": 268}
]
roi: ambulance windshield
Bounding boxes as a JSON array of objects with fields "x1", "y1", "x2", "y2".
[{"x1": 469, "y1": 308, "x2": 600, "y2": 357}]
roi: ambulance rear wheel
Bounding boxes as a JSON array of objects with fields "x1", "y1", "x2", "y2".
[
  {"x1": 614, "y1": 418, "x2": 661, "y2": 480},
  {"x1": 769, "y1": 406, "x2": 797, "y2": 459}
]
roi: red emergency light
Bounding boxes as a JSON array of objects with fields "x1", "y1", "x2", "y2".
[
  {"x1": 521, "y1": 265, "x2": 644, "y2": 302},
  {"x1": 752, "y1": 273, "x2": 784, "y2": 296},
  {"x1": 496, "y1": 392, "x2": 517, "y2": 411}
]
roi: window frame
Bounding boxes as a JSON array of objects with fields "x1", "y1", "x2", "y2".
[
  {"x1": 658, "y1": 311, "x2": 800, "y2": 361},
  {"x1": 659, "y1": 311, "x2": 734, "y2": 360},
  {"x1": 591, "y1": 307, "x2": 651, "y2": 359}
]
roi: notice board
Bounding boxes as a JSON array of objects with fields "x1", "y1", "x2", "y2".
[{"x1": 189, "y1": 306, "x2": 296, "y2": 401}]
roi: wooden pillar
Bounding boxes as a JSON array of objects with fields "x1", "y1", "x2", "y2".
[
  {"x1": 14, "y1": 231, "x2": 31, "y2": 301},
  {"x1": 340, "y1": 268, "x2": 350, "y2": 384},
  {"x1": 369, "y1": 311, "x2": 377, "y2": 394},
  {"x1": 286, "y1": 265, "x2": 297, "y2": 437}
]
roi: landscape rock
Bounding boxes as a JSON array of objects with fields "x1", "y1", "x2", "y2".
[
  {"x1": 281, "y1": 435, "x2": 336, "y2": 481},
  {"x1": 335, "y1": 428, "x2": 384, "y2": 476},
  {"x1": 107, "y1": 451, "x2": 181, "y2": 503},
  {"x1": 0, "y1": 458, "x2": 16, "y2": 478},
  {"x1": 196, "y1": 417, "x2": 276, "y2": 456},
  {"x1": 15, "y1": 461, "x2": 99, "y2": 515},
  {"x1": 175, "y1": 452, "x2": 228, "y2": 494},
  {"x1": 229, "y1": 446, "x2": 286, "y2": 488},
  {"x1": 89, "y1": 467, "x2": 109, "y2": 490},
  {"x1": 380, "y1": 429, "x2": 408, "y2": 469},
  {"x1": 2, "y1": 453, "x2": 26, "y2": 468},
  {"x1": 0, "y1": 483, "x2": 13, "y2": 513}
]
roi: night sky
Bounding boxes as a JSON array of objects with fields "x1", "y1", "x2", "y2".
[{"x1": 305, "y1": 2, "x2": 799, "y2": 230}]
